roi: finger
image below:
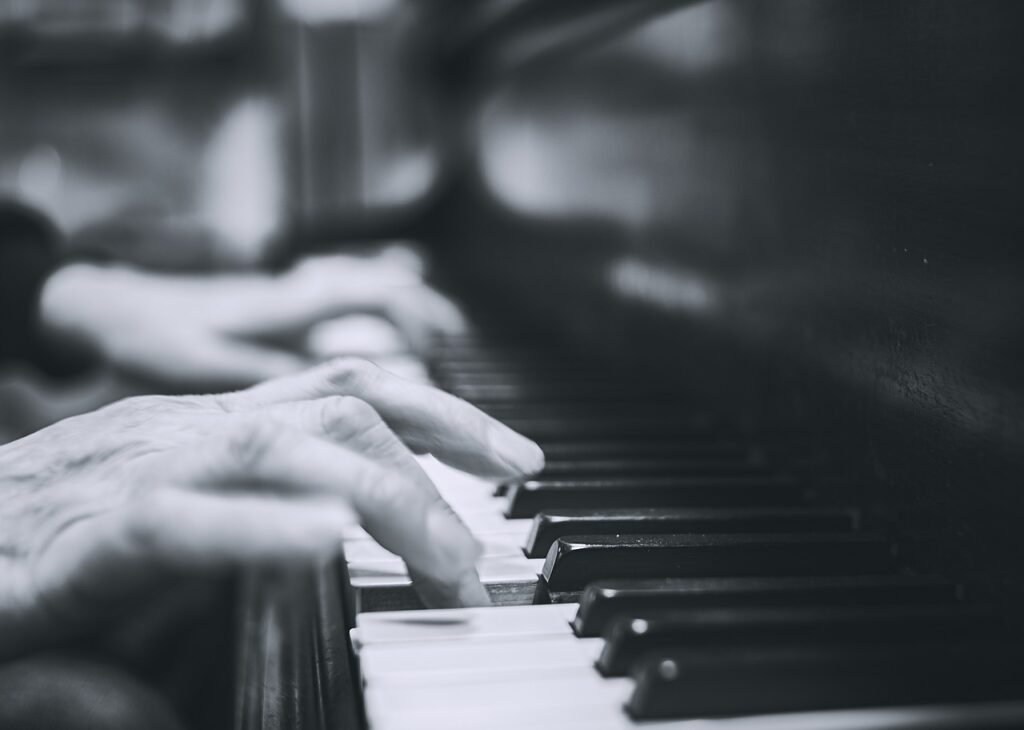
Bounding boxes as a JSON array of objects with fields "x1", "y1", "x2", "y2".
[
  {"x1": 172, "y1": 419, "x2": 490, "y2": 607},
  {"x1": 375, "y1": 242, "x2": 427, "y2": 275},
  {"x1": 398, "y1": 286, "x2": 468, "y2": 336},
  {"x1": 124, "y1": 490, "x2": 356, "y2": 568},
  {"x1": 223, "y1": 256, "x2": 422, "y2": 340},
  {"x1": 129, "y1": 335, "x2": 308, "y2": 390},
  {"x1": 278, "y1": 255, "x2": 464, "y2": 342},
  {"x1": 386, "y1": 287, "x2": 467, "y2": 351},
  {"x1": 305, "y1": 315, "x2": 408, "y2": 359},
  {"x1": 224, "y1": 359, "x2": 544, "y2": 479},
  {"x1": 254, "y1": 396, "x2": 441, "y2": 500},
  {"x1": 28, "y1": 489, "x2": 357, "y2": 627}
]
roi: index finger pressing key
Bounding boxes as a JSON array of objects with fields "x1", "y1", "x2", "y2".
[{"x1": 174, "y1": 420, "x2": 490, "y2": 608}]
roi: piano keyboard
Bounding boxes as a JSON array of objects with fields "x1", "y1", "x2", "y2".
[{"x1": 341, "y1": 333, "x2": 1024, "y2": 729}]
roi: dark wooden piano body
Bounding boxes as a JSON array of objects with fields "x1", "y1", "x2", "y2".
[{"x1": 237, "y1": 2, "x2": 1024, "y2": 727}]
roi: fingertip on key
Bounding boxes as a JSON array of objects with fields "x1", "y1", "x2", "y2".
[
  {"x1": 487, "y1": 422, "x2": 545, "y2": 477},
  {"x1": 455, "y1": 567, "x2": 492, "y2": 607}
]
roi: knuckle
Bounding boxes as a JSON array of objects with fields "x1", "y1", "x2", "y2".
[
  {"x1": 311, "y1": 395, "x2": 385, "y2": 442},
  {"x1": 210, "y1": 392, "x2": 238, "y2": 413},
  {"x1": 108, "y1": 394, "x2": 208, "y2": 419},
  {"x1": 223, "y1": 417, "x2": 283, "y2": 471},
  {"x1": 368, "y1": 471, "x2": 415, "y2": 512},
  {"x1": 103, "y1": 394, "x2": 156, "y2": 417},
  {"x1": 325, "y1": 357, "x2": 381, "y2": 395},
  {"x1": 122, "y1": 493, "x2": 170, "y2": 556},
  {"x1": 325, "y1": 395, "x2": 381, "y2": 430}
]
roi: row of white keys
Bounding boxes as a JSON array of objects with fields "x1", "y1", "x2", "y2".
[
  {"x1": 342, "y1": 354, "x2": 539, "y2": 590},
  {"x1": 345, "y1": 456, "x2": 543, "y2": 592},
  {"x1": 356, "y1": 604, "x2": 1024, "y2": 730},
  {"x1": 351, "y1": 358, "x2": 1024, "y2": 729}
]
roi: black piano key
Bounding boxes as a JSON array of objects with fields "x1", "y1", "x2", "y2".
[
  {"x1": 505, "y1": 476, "x2": 808, "y2": 518},
  {"x1": 494, "y1": 456, "x2": 769, "y2": 497},
  {"x1": 474, "y1": 403, "x2": 696, "y2": 423},
  {"x1": 432, "y1": 363, "x2": 594, "y2": 383},
  {"x1": 494, "y1": 452, "x2": 766, "y2": 497},
  {"x1": 440, "y1": 372, "x2": 618, "y2": 387},
  {"x1": 523, "y1": 507, "x2": 858, "y2": 559},
  {"x1": 452, "y1": 384, "x2": 662, "y2": 403},
  {"x1": 539, "y1": 440, "x2": 758, "y2": 460},
  {"x1": 541, "y1": 533, "x2": 893, "y2": 592},
  {"x1": 532, "y1": 457, "x2": 769, "y2": 478},
  {"x1": 572, "y1": 575, "x2": 960, "y2": 637},
  {"x1": 598, "y1": 604, "x2": 1000, "y2": 676},
  {"x1": 430, "y1": 346, "x2": 554, "y2": 361},
  {"x1": 447, "y1": 377, "x2": 661, "y2": 392},
  {"x1": 501, "y1": 415, "x2": 725, "y2": 440},
  {"x1": 627, "y1": 642, "x2": 1024, "y2": 719}
]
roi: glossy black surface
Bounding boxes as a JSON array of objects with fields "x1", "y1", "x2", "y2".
[
  {"x1": 597, "y1": 604, "x2": 997, "y2": 676},
  {"x1": 505, "y1": 474, "x2": 806, "y2": 518},
  {"x1": 541, "y1": 533, "x2": 893, "y2": 591},
  {"x1": 628, "y1": 642, "x2": 1024, "y2": 719},
  {"x1": 572, "y1": 574, "x2": 959, "y2": 637},
  {"x1": 523, "y1": 506, "x2": 856, "y2": 558},
  {"x1": 537, "y1": 439, "x2": 755, "y2": 460},
  {"x1": 526, "y1": 457, "x2": 765, "y2": 478},
  {"x1": 421, "y1": 0, "x2": 1024, "y2": 611}
]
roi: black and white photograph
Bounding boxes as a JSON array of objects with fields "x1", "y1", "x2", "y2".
[{"x1": 2, "y1": 1, "x2": 1024, "y2": 728}]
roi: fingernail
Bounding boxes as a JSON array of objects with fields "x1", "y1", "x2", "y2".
[{"x1": 487, "y1": 422, "x2": 545, "y2": 476}]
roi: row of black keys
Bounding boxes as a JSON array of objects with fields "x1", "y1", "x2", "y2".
[
  {"x1": 576, "y1": 576, "x2": 1024, "y2": 719},
  {"x1": 426, "y1": 340, "x2": 1024, "y2": 721}
]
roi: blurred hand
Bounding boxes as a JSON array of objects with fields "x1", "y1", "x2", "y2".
[
  {"x1": 38, "y1": 245, "x2": 466, "y2": 390},
  {"x1": 0, "y1": 359, "x2": 544, "y2": 660}
]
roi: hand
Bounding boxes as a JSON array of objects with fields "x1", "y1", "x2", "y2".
[
  {"x1": 38, "y1": 245, "x2": 466, "y2": 390},
  {"x1": 0, "y1": 358, "x2": 544, "y2": 660}
]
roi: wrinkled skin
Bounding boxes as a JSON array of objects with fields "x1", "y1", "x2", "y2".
[{"x1": 0, "y1": 358, "x2": 544, "y2": 660}]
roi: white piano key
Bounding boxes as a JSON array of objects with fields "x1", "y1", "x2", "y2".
[
  {"x1": 365, "y1": 661, "x2": 588, "y2": 690},
  {"x1": 342, "y1": 525, "x2": 369, "y2": 540},
  {"x1": 339, "y1": 514, "x2": 529, "y2": 551},
  {"x1": 541, "y1": 702, "x2": 1024, "y2": 730},
  {"x1": 349, "y1": 555, "x2": 543, "y2": 588},
  {"x1": 468, "y1": 519, "x2": 534, "y2": 537},
  {"x1": 354, "y1": 349, "x2": 1024, "y2": 730},
  {"x1": 455, "y1": 504, "x2": 523, "y2": 531},
  {"x1": 360, "y1": 634, "x2": 603, "y2": 684},
  {"x1": 344, "y1": 534, "x2": 524, "y2": 562},
  {"x1": 420, "y1": 455, "x2": 497, "y2": 495},
  {"x1": 445, "y1": 494, "x2": 506, "y2": 514},
  {"x1": 367, "y1": 674, "x2": 1024, "y2": 730},
  {"x1": 354, "y1": 603, "x2": 578, "y2": 646},
  {"x1": 363, "y1": 668, "x2": 633, "y2": 730}
]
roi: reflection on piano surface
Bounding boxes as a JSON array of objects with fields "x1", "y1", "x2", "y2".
[{"x1": 237, "y1": 1, "x2": 1024, "y2": 728}]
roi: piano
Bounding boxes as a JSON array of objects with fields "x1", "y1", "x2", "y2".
[{"x1": 235, "y1": 2, "x2": 1024, "y2": 728}]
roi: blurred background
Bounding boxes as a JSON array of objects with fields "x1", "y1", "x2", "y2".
[
  {"x1": 2, "y1": 0, "x2": 1024, "y2": 611},
  {"x1": 0, "y1": 0, "x2": 449, "y2": 434}
]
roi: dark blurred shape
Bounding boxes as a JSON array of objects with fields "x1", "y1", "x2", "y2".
[
  {"x1": 405, "y1": 0, "x2": 1024, "y2": 608},
  {"x1": 238, "y1": 4, "x2": 1024, "y2": 727},
  {"x1": 424, "y1": 0, "x2": 708, "y2": 85},
  {"x1": 0, "y1": 0, "x2": 251, "y2": 64},
  {"x1": 0, "y1": 1, "x2": 287, "y2": 271}
]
